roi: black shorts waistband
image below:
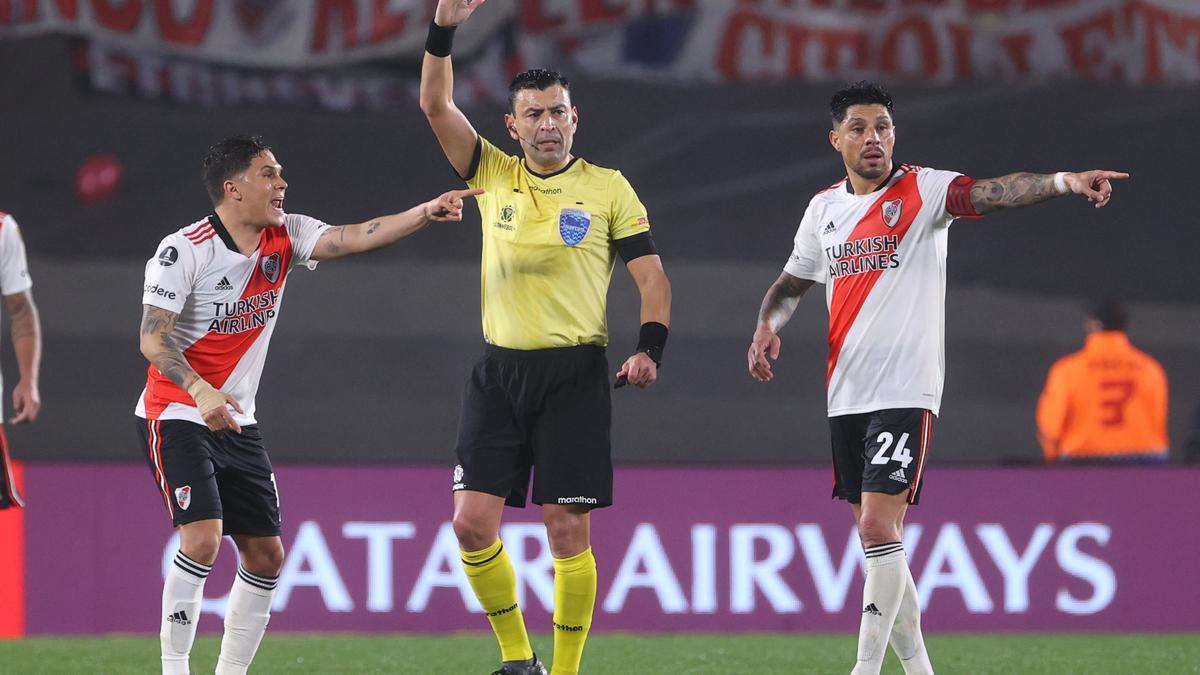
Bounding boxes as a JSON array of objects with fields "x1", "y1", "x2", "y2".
[{"x1": 484, "y1": 344, "x2": 605, "y2": 361}]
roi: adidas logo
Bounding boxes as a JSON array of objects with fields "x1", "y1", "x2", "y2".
[
  {"x1": 888, "y1": 468, "x2": 908, "y2": 483},
  {"x1": 215, "y1": 276, "x2": 233, "y2": 291},
  {"x1": 863, "y1": 603, "x2": 882, "y2": 616},
  {"x1": 822, "y1": 221, "x2": 837, "y2": 234},
  {"x1": 166, "y1": 610, "x2": 191, "y2": 625}
]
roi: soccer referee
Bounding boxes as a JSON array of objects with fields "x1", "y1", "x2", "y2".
[{"x1": 420, "y1": 2, "x2": 672, "y2": 674}]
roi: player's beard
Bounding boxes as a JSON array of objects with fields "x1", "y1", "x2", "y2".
[{"x1": 852, "y1": 157, "x2": 889, "y2": 181}]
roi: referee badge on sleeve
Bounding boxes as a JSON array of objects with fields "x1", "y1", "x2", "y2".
[{"x1": 559, "y1": 208, "x2": 592, "y2": 246}]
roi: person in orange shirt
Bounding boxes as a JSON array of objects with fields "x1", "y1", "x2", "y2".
[{"x1": 1037, "y1": 299, "x2": 1169, "y2": 463}]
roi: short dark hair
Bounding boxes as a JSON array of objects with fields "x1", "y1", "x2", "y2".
[
  {"x1": 1090, "y1": 298, "x2": 1128, "y2": 331},
  {"x1": 830, "y1": 80, "x2": 894, "y2": 127},
  {"x1": 508, "y1": 68, "x2": 570, "y2": 112},
  {"x1": 202, "y1": 135, "x2": 272, "y2": 206}
]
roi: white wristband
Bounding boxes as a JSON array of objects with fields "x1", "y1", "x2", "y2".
[{"x1": 1053, "y1": 172, "x2": 1069, "y2": 194}]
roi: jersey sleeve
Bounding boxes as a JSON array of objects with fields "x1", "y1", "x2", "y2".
[
  {"x1": 608, "y1": 171, "x2": 651, "y2": 241},
  {"x1": 917, "y1": 167, "x2": 978, "y2": 227},
  {"x1": 0, "y1": 214, "x2": 33, "y2": 295},
  {"x1": 142, "y1": 235, "x2": 195, "y2": 314},
  {"x1": 464, "y1": 137, "x2": 517, "y2": 191},
  {"x1": 782, "y1": 199, "x2": 827, "y2": 284},
  {"x1": 286, "y1": 213, "x2": 332, "y2": 271}
]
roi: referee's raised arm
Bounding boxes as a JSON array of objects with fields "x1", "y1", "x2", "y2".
[{"x1": 419, "y1": 0, "x2": 486, "y2": 180}]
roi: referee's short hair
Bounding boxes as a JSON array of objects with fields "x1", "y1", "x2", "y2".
[
  {"x1": 508, "y1": 69, "x2": 571, "y2": 112},
  {"x1": 202, "y1": 135, "x2": 272, "y2": 206},
  {"x1": 830, "y1": 81, "x2": 894, "y2": 127}
]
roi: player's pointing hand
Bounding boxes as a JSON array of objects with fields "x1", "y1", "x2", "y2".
[
  {"x1": 1064, "y1": 170, "x2": 1129, "y2": 209},
  {"x1": 426, "y1": 188, "x2": 485, "y2": 222}
]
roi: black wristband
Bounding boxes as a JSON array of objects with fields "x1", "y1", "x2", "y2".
[
  {"x1": 635, "y1": 322, "x2": 669, "y2": 366},
  {"x1": 425, "y1": 20, "x2": 457, "y2": 57}
]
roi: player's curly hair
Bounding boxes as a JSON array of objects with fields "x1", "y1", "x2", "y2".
[
  {"x1": 202, "y1": 135, "x2": 272, "y2": 206},
  {"x1": 830, "y1": 81, "x2": 894, "y2": 127},
  {"x1": 508, "y1": 69, "x2": 571, "y2": 113}
]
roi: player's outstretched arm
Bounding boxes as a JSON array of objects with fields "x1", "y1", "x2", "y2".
[
  {"x1": 311, "y1": 188, "x2": 484, "y2": 261},
  {"x1": 615, "y1": 255, "x2": 671, "y2": 389},
  {"x1": 4, "y1": 290, "x2": 40, "y2": 423},
  {"x1": 748, "y1": 272, "x2": 814, "y2": 382},
  {"x1": 139, "y1": 305, "x2": 242, "y2": 433},
  {"x1": 969, "y1": 170, "x2": 1129, "y2": 214},
  {"x1": 419, "y1": 0, "x2": 489, "y2": 178}
]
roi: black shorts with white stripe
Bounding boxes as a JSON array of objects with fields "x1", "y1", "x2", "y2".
[{"x1": 829, "y1": 408, "x2": 934, "y2": 505}]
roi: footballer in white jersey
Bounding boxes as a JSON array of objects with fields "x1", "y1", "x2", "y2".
[
  {"x1": 0, "y1": 211, "x2": 41, "y2": 511},
  {"x1": 135, "y1": 211, "x2": 327, "y2": 429},
  {"x1": 133, "y1": 135, "x2": 482, "y2": 675},
  {"x1": 747, "y1": 82, "x2": 1128, "y2": 675}
]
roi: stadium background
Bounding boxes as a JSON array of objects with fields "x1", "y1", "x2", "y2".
[{"x1": 1, "y1": 0, "x2": 1199, "y2": 670}]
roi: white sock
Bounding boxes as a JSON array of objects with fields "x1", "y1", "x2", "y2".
[
  {"x1": 215, "y1": 565, "x2": 278, "y2": 675},
  {"x1": 161, "y1": 551, "x2": 212, "y2": 675},
  {"x1": 851, "y1": 542, "x2": 907, "y2": 675},
  {"x1": 889, "y1": 563, "x2": 934, "y2": 674}
]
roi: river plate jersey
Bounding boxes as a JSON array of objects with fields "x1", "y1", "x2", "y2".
[
  {"x1": 135, "y1": 213, "x2": 330, "y2": 426},
  {"x1": 0, "y1": 212, "x2": 32, "y2": 398},
  {"x1": 784, "y1": 164, "x2": 978, "y2": 417},
  {"x1": 465, "y1": 137, "x2": 651, "y2": 350}
]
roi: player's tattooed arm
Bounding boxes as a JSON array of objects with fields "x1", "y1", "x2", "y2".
[
  {"x1": 970, "y1": 169, "x2": 1129, "y2": 214},
  {"x1": 4, "y1": 290, "x2": 42, "y2": 423},
  {"x1": 139, "y1": 304, "x2": 200, "y2": 390},
  {"x1": 749, "y1": 272, "x2": 814, "y2": 382},
  {"x1": 757, "y1": 272, "x2": 815, "y2": 334},
  {"x1": 969, "y1": 173, "x2": 1059, "y2": 214},
  {"x1": 310, "y1": 189, "x2": 483, "y2": 261}
]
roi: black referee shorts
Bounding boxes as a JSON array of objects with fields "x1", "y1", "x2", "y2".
[
  {"x1": 452, "y1": 344, "x2": 612, "y2": 509},
  {"x1": 829, "y1": 408, "x2": 934, "y2": 506},
  {"x1": 137, "y1": 418, "x2": 282, "y2": 536}
]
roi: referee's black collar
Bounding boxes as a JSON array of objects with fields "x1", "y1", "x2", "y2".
[
  {"x1": 845, "y1": 162, "x2": 905, "y2": 195},
  {"x1": 523, "y1": 155, "x2": 579, "y2": 180},
  {"x1": 207, "y1": 212, "x2": 239, "y2": 252}
]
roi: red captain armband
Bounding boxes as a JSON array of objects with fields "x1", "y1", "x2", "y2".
[{"x1": 946, "y1": 175, "x2": 983, "y2": 218}]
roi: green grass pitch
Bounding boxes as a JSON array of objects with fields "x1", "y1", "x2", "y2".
[{"x1": 1, "y1": 632, "x2": 1197, "y2": 674}]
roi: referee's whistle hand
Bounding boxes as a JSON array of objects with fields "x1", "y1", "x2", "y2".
[
  {"x1": 748, "y1": 330, "x2": 781, "y2": 382},
  {"x1": 616, "y1": 353, "x2": 657, "y2": 389}
]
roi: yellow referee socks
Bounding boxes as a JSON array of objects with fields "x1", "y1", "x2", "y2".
[
  {"x1": 461, "y1": 540, "x2": 533, "y2": 663},
  {"x1": 551, "y1": 548, "x2": 597, "y2": 675}
]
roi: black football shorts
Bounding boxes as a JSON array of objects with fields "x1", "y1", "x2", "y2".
[
  {"x1": 829, "y1": 408, "x2": 934, "y2": 505},
  {"x1": 137, "y1": 418, "x2": 281, "y2": 536},
  {"x1": 452, "y1": 345, "x2": 613, "y2": 509}
]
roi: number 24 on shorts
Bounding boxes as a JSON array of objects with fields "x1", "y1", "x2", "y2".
[{"x1": 871, "y1": 432, "x2": 914, "y2": 468}]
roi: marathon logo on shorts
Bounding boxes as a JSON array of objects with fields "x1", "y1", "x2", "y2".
[
  {"x1": 175, "y1": 485, "x2": 192, "y2": 510},
  {"x1": 559, "y1": 208, "x2": 591, "y2": 246},
  {"x1": 882, "y1": 198, "x2": 903, "y2": 228},
  {"x1": 557, "y1": 496, "x2": 598, "y2": 505},
  {"x1": 260, "y1": 252, "x2": 281, "y2": 283}
]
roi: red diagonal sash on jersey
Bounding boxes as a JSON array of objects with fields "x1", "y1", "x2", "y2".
[
  {"x1": 142, "y1": 226, "x2": 293, "y2": 419},
  {"x1": 826, "y1": 172, "x2": 924, "y2": 385}
]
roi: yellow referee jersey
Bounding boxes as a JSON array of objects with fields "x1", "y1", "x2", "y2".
[{"x1": 465, "y1": 137, "x2": 651, "y2": 350}]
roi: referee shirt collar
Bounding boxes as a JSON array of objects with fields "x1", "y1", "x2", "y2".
[{"x1": 523, "y1": 156, "x2": 580, "y2": 180}]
